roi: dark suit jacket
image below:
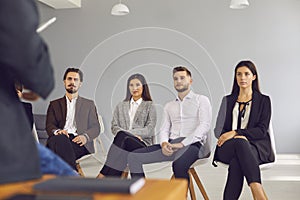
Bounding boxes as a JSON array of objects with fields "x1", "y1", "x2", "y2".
[
  {"x1": 0, "y1": 0, "x2": 54, "y2": 183},
  {"x1": 46, "y1": 96, "x2": 100, "y2": 153},
  {"x1": 214, "y1": 91, "x2": 274, "y2": 164}
]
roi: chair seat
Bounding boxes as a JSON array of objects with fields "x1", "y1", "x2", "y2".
[
  {"x1": 260, "y1": 162, "x2": 275, "y2": 170},
  {"x1": 215, "y1": 120, "x2": 276, "y2": 172},
  {"x1": 190, "y1": 154, "x2": 210, "y2": 168},
  {"x1": 216, "y1": 160, "x2": 276, "y2": 170}
]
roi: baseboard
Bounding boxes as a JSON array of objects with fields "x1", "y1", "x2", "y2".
[{"x1": 276, "y1": 154, "x2": 300, "y2": 165}]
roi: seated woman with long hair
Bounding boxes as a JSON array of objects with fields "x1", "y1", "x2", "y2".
[
  {"x1": 97, "y1": 73, "x2": 156, "y2": 178},
  {"x1": 213, "y1": 60, "x2": 274, "y2": 200}
]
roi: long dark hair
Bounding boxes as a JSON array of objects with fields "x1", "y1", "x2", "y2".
[
  {"x1": 231, "y1": 60, "x2": 261, "y2": 94},
  {"x1": 124, "y1": 73, "x2": 152, "y2": 101}
]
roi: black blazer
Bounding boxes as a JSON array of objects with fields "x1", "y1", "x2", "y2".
[{"x1": 213, "y1": 91, "x2": 274, "y2": 164}]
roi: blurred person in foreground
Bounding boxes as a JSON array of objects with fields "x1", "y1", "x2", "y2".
[{"x1": 0, "y1": 0, "x2": 55, "y2": 183}]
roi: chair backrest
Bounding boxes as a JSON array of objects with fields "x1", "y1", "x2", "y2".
[
  {"x1": 33, "y1": 114, "x2": 48, "y2": 146},
  {"x1": 98, "y1": 114, "x2": 105, "y2": 134},
  {"x1": 191, "y1": 130, "x2": 212, "y2": 168},
  {"x1": 260, "y1": 120, "x2": 276, "y2": 170},
  {"x1": 32, "y1": 123, "x2": 39, "y2": 142},
  {"x1": 93, "y1": 114, "x2": 106, "y2": 155}
]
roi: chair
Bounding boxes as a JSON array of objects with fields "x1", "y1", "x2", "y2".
[
  {"x1": 121, "y1": 155, "x2": 211, "y2": 200},
  {"x1": 122, "y1": 134, "x2": 212, "y2": 200},
  {"x1": 216, "y1": 120, "x2": 276, "y2": 170},
  {"x1": 170, "y1": 155, "x2": 210, "y2": 200},
  {"x1": 259, "y1": 121, "x2": 277, "y2": 170},
  {"x1": 76, "y1": 115, "x2": 106, "y2": 176},
  {"x1": 169, "y1": 134, "x2": 212, "y2": 200},
  {"x1": 32, "y1": 123, "x2": 39, "y2": 142},
  {"x1": 215, "y1": 120, "x2": 276, "y2": 200},
  {"x1": 33, "y1": 114, "x2": 48, "y2": 146}
]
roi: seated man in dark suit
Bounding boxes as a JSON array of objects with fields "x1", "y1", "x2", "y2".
[
  {"x1": 16, "y1": 82, "x2": 78, "y2": 176},
  {"x1": 46, "y1": 67, "x2": 100, "y2": 170}
]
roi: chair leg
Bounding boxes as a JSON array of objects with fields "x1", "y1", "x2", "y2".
[
  {"x1": 121, "y1": 166, "x2": 129, "y2": 179},
  {"x1": 189, "y1": 172, "x2": 196, "y2": 200},
  {"x1": 189, "y1": 168, "x2": 209, "y2": 200},
  {"x1": 76, "y1": 163, "x2": 85, "y2": 177}
]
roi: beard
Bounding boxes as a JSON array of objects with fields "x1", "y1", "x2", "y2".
[
  {"x1": 65, "y1": 85, "x2": 78, "y2": 94},
  {"x1": 66, "y1": 88, "x2": 78, "y2": 94},
  {"x1": 175, "y1": 84, "x2": 189, "y2": 93}
]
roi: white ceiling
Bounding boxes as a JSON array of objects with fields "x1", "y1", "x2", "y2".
[{"x1": 37, "y1": 0, "x2": 81, "y2": 9}]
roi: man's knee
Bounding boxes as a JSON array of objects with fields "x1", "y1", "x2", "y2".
[
  {"x1": 172, "y1": 159, "x2": 189, "y2": 174},
  {"x1": 47, "y1": 134, "x2": 70, "y2": 147}
]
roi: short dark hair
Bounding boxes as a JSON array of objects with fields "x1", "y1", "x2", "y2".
[
  {"x1": 124, "y1": 73, "x2": 152, "y2": 101},
  {"x1": 63, "y1": 68, "x2": 83, "y2": 82},
  {"x1": 231, "y1": 60, "x2": 261, "y2": 94},
  {"x1": 173, "y1": 66, "x2": 192, "y2": 77}
]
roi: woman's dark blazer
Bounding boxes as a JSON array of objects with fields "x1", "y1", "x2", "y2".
[{"x1": 214, "y1": 91, "x2": 275, "y2": 164}]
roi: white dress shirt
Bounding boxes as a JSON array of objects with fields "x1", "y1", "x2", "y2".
[
  {"x1": 159, "y1": 90, "x2": 212, "y2": 146},
  {"x1": 128, "y1": 98, "x2": 143, "y2": 130},
  {"x1": 62, "y1": 96, "x2": 77, "y2": 135}
]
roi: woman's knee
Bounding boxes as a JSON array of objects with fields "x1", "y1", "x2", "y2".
[
  {"x1": 115, "y1": 131, "x2": 128, "y2": 139},
  {"x1": 234, "y1": 138, "x2": 250, "y2": 149},
  {"x1": 113, "y1": 131, "x2": 128, "y2": 145}
]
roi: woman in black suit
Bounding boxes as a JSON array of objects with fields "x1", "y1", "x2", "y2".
[{"x1": 213, "y1": 60, "x2": 274, "y2": 200}]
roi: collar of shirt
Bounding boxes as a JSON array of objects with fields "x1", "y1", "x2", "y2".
[
  {"x1": 130, "y1": 97, "x2": 143, "y2": 106},
  {"x1": 65, "y1": 95, "x2": 78, "y2": 103},
  {"x1": 176, "y1": 90, "x2": 195, "y2": 102},
  {"x1": 129, "y1": 98, "x2": 143, "y2": 130}
]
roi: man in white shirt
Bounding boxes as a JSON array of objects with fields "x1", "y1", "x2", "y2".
[
  {"x1": 46, "y1": 68, "x2": 100, "y2": 170},
  {"x1": 128, "y1": 66, "x2": 212, "y2": 183}
]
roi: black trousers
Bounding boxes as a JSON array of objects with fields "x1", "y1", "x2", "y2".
[
  {"x1": 46, "y1": 134, "x2": 89, "y2": 170},
  {"x1": 100, "y1": 131, "x2": 146, "y2": 177},
  {"x1": 128, "y1": 139, "x2": 201, "y2": 183},
  {"x1": 216, "y1": 138, "x2": 261, "y2": 200}
]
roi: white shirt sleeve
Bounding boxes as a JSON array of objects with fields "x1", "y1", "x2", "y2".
[
  {"x1": 181, "y1": 95, "x2": 212, "y2": 146},
  {"x1": 158, "y1": 105, "x2": 171, "y2": 145}
]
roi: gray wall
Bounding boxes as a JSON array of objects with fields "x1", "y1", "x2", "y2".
[{"x1": 35, "y1": 0, "x2": 300, "y2": 153}]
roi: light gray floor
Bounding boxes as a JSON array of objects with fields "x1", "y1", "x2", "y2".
[{"x1": 79, "y1": 153, "x2": 300, "y2": 199}]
